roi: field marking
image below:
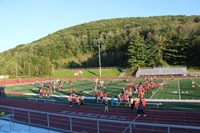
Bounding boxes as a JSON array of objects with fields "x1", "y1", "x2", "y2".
[
  {"x1": 190, "y1": 78, "x2": 200, "y2": 87},
  {"x1": 178, "y1": 79, "x2": 181, "y2": 99},
  {"x1": 150, "y1": 79, "x2": 173, "y2": 99},
  {"x1": 150, "y1": 86, "x2": 161, "y2": 99},
  {"x1": 83, "y1": 89, "x2": 94, "y2": 94},
  {"x1": 149, "y1": 79, "x2": 168, "y2": 99}
]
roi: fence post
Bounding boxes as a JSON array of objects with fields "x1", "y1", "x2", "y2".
[
  {"x1": 9, "y1": 117, "x2": 12, "y2": 131},
  {"x1": 28, "y1": 112, "x2": 30, "y2": 124},
  {"x1": 168, "y1": 127, "x2": 170, "y2": 133},
  {"x1": 130, "y1": 124, "x2": 132, "y2": 133},
  {"x1": 70, "y1": 117, "x2": 72, "y2": 131},
  {"x1": 47, "y1": 114, "x2": 49, "y2": 127},
  {"x1": 97, "y1": 120, "x2": 99, "y2": 133},
  {"x1": 11, "y1": 109, "x2": 14, "y2": 121}
]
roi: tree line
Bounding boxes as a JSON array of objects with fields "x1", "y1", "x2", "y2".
[{"x1": 0, "y1": 15, "x2": 200, "y2": 77}]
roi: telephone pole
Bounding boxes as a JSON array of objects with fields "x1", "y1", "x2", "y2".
[{"x1": 97, "y1": 39, "x2": 101, "y2": 78}]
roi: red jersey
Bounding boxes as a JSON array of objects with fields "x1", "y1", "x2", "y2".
[
  {"x1": 100, "y1": 92, "x2": 103, "y2": 98},
  {"x1": 123, "y1": 93, "x2": 127, "y2": 101},
  {"x1": 142, "y1": 99, "x2": 146, "y2": 108},
  {"x1": 75, "y1": 97, "x2": 79, "y2": 103},
  {"x1": 104, "y1": 93, "x2": 107, "y2": 98},
  {"x1": 68, "y1": 95, "x2": 72, "y2": 102},
  {"x1": 135, "y1": 101, "x2": 139, "y2": 107},
  {"x1": 139, "y1": 93, "x2": 144, "y2": 99}
]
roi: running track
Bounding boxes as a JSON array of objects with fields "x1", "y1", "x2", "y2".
[{"x1": 0, "y1": 98, "x2": 200, "y2": 133}]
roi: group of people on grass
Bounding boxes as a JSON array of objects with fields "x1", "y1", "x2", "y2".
[
  {"x1": 68, "y1": 92, "x2": 85, "y2": 107},
  {"x1": 65, "y1": 77, "x2": 149, "y2": 115},
  {"x1": 117, "y1": 86, "x2": 147, "y2": 116},
  {"x1": 37, "y1": 79, "x2": 64, "y2": 98},
  {"x1": 35, "y1": 77, "x2": 167, "y2": 116},
  {"x1": 116, "y1": 76, "x2": 165, "y2": 116}
]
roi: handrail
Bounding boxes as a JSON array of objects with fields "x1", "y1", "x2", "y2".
[{"x1": 0, "y1": 105, "x2": 200, "y2": 133}]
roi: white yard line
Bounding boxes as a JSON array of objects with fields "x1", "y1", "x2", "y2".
[
  {"x1": 178, "y1": 79, "x2": 181, "y2": 100},
  {"x1": 149, "y1": 86, "x2": 161, "y2": 99},
  {"x1": 149, "y1": 79, "x2": 168, "y2": 99}
]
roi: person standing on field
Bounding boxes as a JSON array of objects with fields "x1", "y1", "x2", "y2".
[
  {"x1": 68, "y1": 94, "x2": 73, "y2": 107},
  {"x1": 80, "y1": 94, "x2": 85, "y2": 105},
  {"x1": 75, "y1": 95, "x2": 80, "y2": 107},
  {"x1": 104, "y1": 97, "x2": 109, "y2": 112},
  {"x1": 137, "y1": 100, "x2": 146, "y2": 117}
]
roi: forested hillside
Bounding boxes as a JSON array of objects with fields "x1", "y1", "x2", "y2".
[{"x1": 0, "y1": 15, "x2": 200, "y2": 77}]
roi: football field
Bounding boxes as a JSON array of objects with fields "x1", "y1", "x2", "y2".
[{"x1": 1, "y1": 77, "x2": 200, "y2": 100}]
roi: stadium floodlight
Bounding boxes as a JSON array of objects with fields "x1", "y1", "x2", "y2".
[{"x1": 97, "y1": 39, "x2": 101, "y2": 78}]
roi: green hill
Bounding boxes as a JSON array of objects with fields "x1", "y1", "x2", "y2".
[{"x1": 0, "y1": 15, "x2": 200, "y2": 77}]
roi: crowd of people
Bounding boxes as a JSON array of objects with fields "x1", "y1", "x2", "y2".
[
  {"x1": 34, "y1": 77, "x2": 168, "y2": 116},
  {"x1": 116, "y1": 76, "x2": 165, "y2": 117},
  {"x1": 36, "y1": 79, "x2": 64, "y2": 98}
]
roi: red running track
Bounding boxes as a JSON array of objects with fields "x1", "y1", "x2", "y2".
[{"x1": 0, "y1": 98, "x2": 200, "y2": 133}]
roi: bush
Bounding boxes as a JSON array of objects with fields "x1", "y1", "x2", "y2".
[{"x1": 0, "y1": 110, "x2": 5, "y2": 116}]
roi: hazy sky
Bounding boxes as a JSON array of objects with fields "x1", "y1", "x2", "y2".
[{"x1": 0, "y1": 0, "x2": 200, "y2": 52}]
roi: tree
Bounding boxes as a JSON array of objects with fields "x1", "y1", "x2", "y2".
[
  {"x1": 189, "y1": 36, "x2": 200, "y2": 66},
  {"x1": 150, "y1": 33, "x2": 168, "y2": 66},
  {"x1": 127, "y1": 33, "x2": 148, "y2": 68}
]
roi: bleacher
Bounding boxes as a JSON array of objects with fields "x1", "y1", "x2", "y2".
[{"x1": 136, "y1": 66, "x2": 188, "y2": 77}]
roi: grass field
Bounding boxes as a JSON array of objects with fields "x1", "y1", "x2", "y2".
[
  {"x1": 1, "y1": 76, "x2": 200, "y2": 112},
  {"x1": 2, "y1": 77, "x2": 200, "y2": 100},
  {"x1": 52, "y1": 68, "x2": 120, "y2": 78}
]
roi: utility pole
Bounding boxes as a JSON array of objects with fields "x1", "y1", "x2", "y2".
[{"x1": 97, "y1": 39, "x2": 101, "y2": 78}]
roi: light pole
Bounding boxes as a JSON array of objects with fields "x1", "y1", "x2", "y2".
[{"x1": 97, "y1": 39, "x2": 102, "y2": 78}]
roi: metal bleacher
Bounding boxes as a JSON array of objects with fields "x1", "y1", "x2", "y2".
[{"x1": 136, "y1": 66, "x2": 188, "y2": 77}]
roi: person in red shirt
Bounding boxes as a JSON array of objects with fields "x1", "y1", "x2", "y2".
[
  {"x1": 59, "y1": 84, "x2": 63, "y2": 90},
  {"x1": 69, "y1": 79, "x2": 73, "y2": 84},
  {"x1": 75, "y1": 96, "x2": 80, "y2": 107},
  {"x1": 123, "y1": 93, "x2": 127, "y2": 106},
  {"x1": 139, "y1": 92, "x2": 145, "y2": 99},
  {"x1": 100, "y1": 91, "x2": 103, "y2": 103},
  {"x1": 141, "y1": 98, "x2": 146, "y2": 109},
  {"x1": 144, "y1": 84, "x2": 149, "y2": 92},
  {"x1": 68, "y1": 94, "x2": 73, "y2": 107},
  {"x1": 109, "y1": 79, "x2": 112, "y2": 85},
  {"x1": 49, "y1": 84, "x2": 53, "y2": 93},
  {"x1": 134, "y1": 98, "x2": 139, "y2": 110},
  {"x1": 104, "y1": 91, "x2": 107, "y2": 98}
]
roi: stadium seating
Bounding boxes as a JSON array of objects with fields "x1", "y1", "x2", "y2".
[{"x1": 136, "y1": 67, "x2": 188, "y2": 77}]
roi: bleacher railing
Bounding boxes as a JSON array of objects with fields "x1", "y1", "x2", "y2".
[{"x1": 0, "y1": 105, "x2": 200, "y2": 133}]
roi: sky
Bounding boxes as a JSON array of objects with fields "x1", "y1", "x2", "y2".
[{"x1": 0, "y1": 0, "x2": 200, "y2": 52}]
